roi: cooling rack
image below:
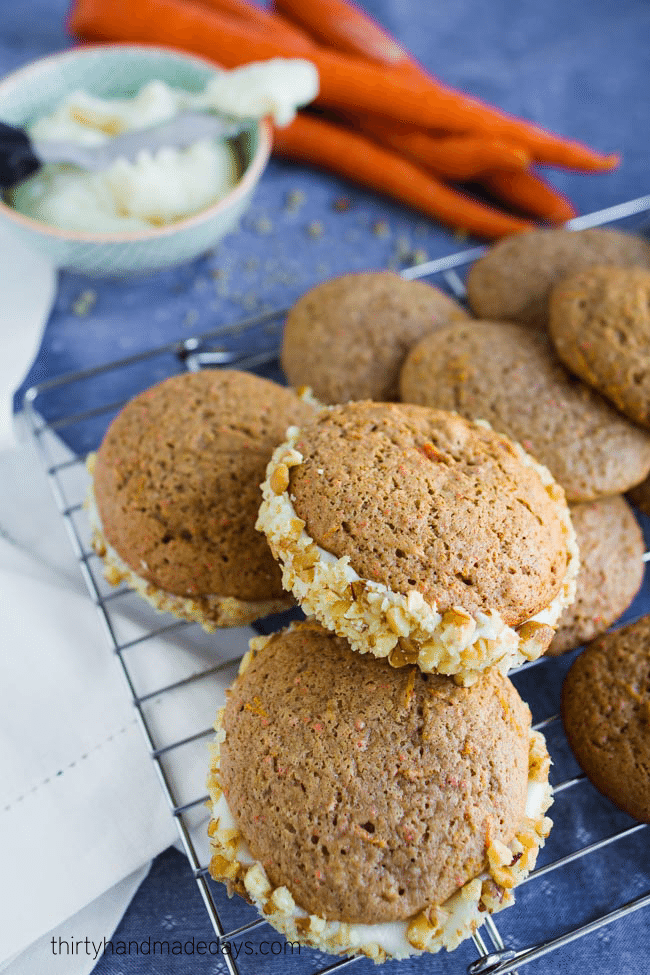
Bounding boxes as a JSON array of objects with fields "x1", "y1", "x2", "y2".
[{"x1": 22, "y1": 193, "x2": 650, "y2": 975}]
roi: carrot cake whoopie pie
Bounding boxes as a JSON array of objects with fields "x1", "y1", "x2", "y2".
[
  {"x1": 207, "y1": 623, "x2": 554, "y2": 962},
  {"x1": 257, "y1": 402, "x2": 578, "y2": 684},
  {"x1": 87, "y1": 369, "x2": 315, "y2": 630}
]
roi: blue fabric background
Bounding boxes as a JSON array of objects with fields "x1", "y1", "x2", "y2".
[{"x1": 4, "y1": 1, "x2": 650, "y2": 972}]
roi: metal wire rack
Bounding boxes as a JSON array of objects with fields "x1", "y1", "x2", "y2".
[{"x1": 22, "y1": 194, "x2": 650, "y2": 975}]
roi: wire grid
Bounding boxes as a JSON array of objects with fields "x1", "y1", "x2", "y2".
[{"x1": 22, "y1": 194, "x2": 650, "y2": 975}]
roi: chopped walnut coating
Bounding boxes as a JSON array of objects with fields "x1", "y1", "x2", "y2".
[{"x1": 256, "y1": 426, "x2": 578, "y2": 685}]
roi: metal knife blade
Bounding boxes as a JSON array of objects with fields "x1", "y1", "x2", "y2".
[{"x1": 32, "y1": 112, "x2": 251, "y2": 172}]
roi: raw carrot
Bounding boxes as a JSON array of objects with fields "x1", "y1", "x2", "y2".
[
  {"x1": 352, "y1": 114, "x2": 577, "y2": 221},
  {"x1": 193, "y1": 0, "x2": 316, "y2": 54},
  {"x1": 273, "y1": 113, "x2": 535, "y2": 240},
  {"x1": 67, "y1": 0, "x2": 455, "y2": 130},
  {"x1": 273, "y1": 0, "x2": 411, "y2": 68},
  {"x1": 481, "y1": 169, "x2": 578, "y2": 223},
  {"x1": 337, "y1": 113, "x2": 531, "y2": 180},
  {"x1": 330, "y1": 110, "x2": 576, "y2": 222},
  {"x1": 273, "y1": 0, "x2": 620, "y2": 172},
  {"x1": 66, "y1": 0, "x2": 496, "y2": 131},
  {"x1": 67, "y1": 0, "x2": 618, "y2": 170},
  {"x1": 68, "y1": 0, "x2": 306, "y2": 65}
]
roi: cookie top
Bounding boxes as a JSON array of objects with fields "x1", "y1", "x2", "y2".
[
  {"x1": 219, "y1": 622, "x2": 531, "y2": 924},
  {"x1": 92, "y1": 369, "x2": 314, "y2": 602},
  {"x1": 258, "y1": 402, "x2": 578, "y2": 681},
  {"x1": 400, "y1": 320, "x2": 650, "y2": 502},
  {"x1": 287, "y1": 402, "x2": 566, "y2": 623},
  {"x1": 466, "y1": 228, "x2": 650, "y2": 329},
  {"x1": 562, "y1": 615, "x2": 650, "y2": 822},
  {"x1": 281, "y1": 271, "x2": 469, "y2": 404},
  {"x1": 548, "y1": 497, "x2": 645, "y2": 656},
  {"x1": 549, "y1": 266, "x2": 650, "y2": 428}
]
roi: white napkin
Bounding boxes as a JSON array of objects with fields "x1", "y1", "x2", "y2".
[
  {"x1": 0, "y1": 225, "x2": 56, "y2": 448},
  {"x1": 0, "y1": 430, "x2": 251, "y2": 967},
  {"x1": 0, "y1": 865, "x2": 150, "y2": 975},
  {"x1": 0, "y1": 236, "x2": 248, "y2": 970}
]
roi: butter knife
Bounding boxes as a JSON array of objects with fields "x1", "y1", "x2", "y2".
[{"x1": 0, "y1": 113, "x2": 250, "y2": 189}]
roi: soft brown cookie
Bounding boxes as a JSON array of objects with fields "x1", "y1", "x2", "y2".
[
  {"x1": 399, "y1": 320, "x2": 650, "y2": 501},
  {"x1": 88, "y1": 369, "x2": 315, "y2": 630},
  {"x1": 257, "y1": 402, "x2": 578, "y2": 682},
  {"x1": 548, "y1": 497, "x2": 645, "y2": 655},
  {"x1": 281, "y1": 271, "x2": 469, "y2": 404},
  {"x1": 549, "y1": 266, "x2": 650, "y2": 428},
  {"x1": 562, "y1": 615, "x2": 650, "y2": 822},
  {"x1": 207, "y1": 622, "x2": 553, "y2": 961},
  {"x1": 466, "y1": 228, "x2": 650, "y2": 329}
]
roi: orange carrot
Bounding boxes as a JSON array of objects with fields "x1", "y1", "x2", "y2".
[
  {"x1": 66, "y1": 0, "x2": 497, "y2": 131},
  {"x1": 481, "y1": 169, "x2": 578, "y2": 223},
  {"x1": 273, "y1": 113, "x2": 534, "y2": 240},
  {"x1": 273, "y1": 0, "x2": 413, "y2": 68},
  {"x1": 330, "y1": 110, "x2": 576, "y2": 222},
  {"x1": 67, "y1": 0, "x2": 618, "y2": 172},
  {"x1": 192, "y1": 0, "x2": 316, "y2": 53},
  {"x1": 69, "y1": 0, "x2": 309, "y2": 63},
  {"x1": 336, "y1": 113, "x2": 531, "y2": 180},
  {"x1": 67, "y1": 0, "x2": 324, "y2": 68},
  {"x1": 67, "y1": 0, "x2": 462, "y2": 130},
  {"x1": 273, "y1": 0, "x2": 620, "y2": 172}
]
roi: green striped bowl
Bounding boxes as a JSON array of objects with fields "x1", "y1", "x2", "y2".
[{"x1": 0, "y1": 44, "x2": 272, "y2": 276}]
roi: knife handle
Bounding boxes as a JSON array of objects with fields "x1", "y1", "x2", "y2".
[{"x1": 0, "y1": 122, "x2": 41, "y2": 190}]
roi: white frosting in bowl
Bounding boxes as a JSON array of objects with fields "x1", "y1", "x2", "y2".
[{"x1": 7, "y1": 59, "x2": 318, "y2": 233}]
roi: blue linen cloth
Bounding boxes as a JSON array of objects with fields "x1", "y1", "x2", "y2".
[{"x1": 3, "y1": 0, "x2": 650, "y2": 972}]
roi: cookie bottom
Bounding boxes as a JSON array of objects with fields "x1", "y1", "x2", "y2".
[
  {"x1": 207, "y1": 643, "x2": 554, "y2": 963},
  {"x1": 86, "y1": 456, "x2": 294, "y2": 631}
]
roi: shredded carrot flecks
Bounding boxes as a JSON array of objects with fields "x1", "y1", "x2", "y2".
[{"x1": 419, "y1": 442, "x2": 446, "y2": 462}]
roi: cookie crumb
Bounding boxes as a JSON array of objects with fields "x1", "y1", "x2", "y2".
[
  {"x1": 307, "y1": 220, "x2": 325, "y2": 239},
  {"x1": 285, "y1": 189, "x2": 307, "y2": 211},
  {"x1": 252, "y1": 216, "x2": 273, "y2": 235},
  {"x1": 71, "y1": 289, "x2": 97, "y2": 317},
  {"x1": 372, "y1": 220, "x2": 390, "y2": 239},
  {"x1": 332, "y1": 197, "x2": 351, "y2": 212}
]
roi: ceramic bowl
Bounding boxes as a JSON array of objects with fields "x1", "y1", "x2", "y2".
[{"x1": 0, "y1": 44, "x2": 272, "y2": 276}]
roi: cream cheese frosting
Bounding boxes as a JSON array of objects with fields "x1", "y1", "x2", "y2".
[{"x1": 9, "y1": 60, "x2": 318, "y2": 233}]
